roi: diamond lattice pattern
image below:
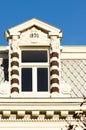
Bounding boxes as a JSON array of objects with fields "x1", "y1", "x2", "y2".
[
  {"x1": 0, "y1": 66, "x2": 4, "y2": 83},
  {"x1": 61, "y1": 59, "x2": 86, "y2": 97}
]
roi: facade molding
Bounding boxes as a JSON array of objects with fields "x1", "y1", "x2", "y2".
[{"x1": 0, "y1": 18, "x2": 86, "y2": 129}]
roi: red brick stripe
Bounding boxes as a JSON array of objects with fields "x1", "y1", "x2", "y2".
[
  {"x1": 50, "y1": 52, "x2": 59, "y2": 58},
  {"x1": 11, "y1": 52, "x2": 19, "y2": 58},
  {"x1": 11, "y1": 78, "x2": 19, "y2": 84},
  {"x1": 11, "y1": 87, "x2": 19, "y2": 93},
  {"x1": 50, "y1": 69, "x2": 59, "y2": 76},
  {"x1": 50, "y1": 78, "x2": 59, "y2": 84},
  {"x1": 50, "y1": 87, "x2": 59, "y2": 93},
  {"x1": 11, "y1": 61, "x2": 19, "y2": 67},
  {"x1": 50, "y1": 61, "x2": 59, "y2": 67},
  {"x1": 11, "y1": 70, "x2": 19, "y2": 75}
]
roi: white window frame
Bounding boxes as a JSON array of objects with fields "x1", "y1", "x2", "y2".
[{"x1": 19, "y1": 47, "x2": 50, "y2": 97}]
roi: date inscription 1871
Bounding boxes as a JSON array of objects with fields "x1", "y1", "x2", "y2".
[{"x1": 30, "y1": 33, "x2": 39, "y2": 38}]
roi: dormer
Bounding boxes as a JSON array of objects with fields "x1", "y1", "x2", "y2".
[
  {"x1": 0, "y1": 18, "x2": 85, "y2": 130},
  {"x1": 5, "y1": 18, "x2": 62, "y2": 97}
]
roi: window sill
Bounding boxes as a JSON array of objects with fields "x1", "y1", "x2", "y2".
[{"x1": 11, "y1": 92, "x2": 50, "y2": 98}]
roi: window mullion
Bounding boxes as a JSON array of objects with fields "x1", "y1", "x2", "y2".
[{"x1": 32, "y1": 67, "x2": 37, "y2": 92}]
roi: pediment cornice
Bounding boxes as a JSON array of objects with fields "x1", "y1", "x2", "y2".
[{"x1": 5, "y1": 18, "x2": 62, "y2": 39}]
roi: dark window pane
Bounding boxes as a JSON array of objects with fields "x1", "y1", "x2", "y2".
[
  {"x1": 37, "y1": 68, "x2": 48, "y2": 91},
  {"x1": 22, "y1": 50, "x2": 47, "y2": 62},
  {"x1": 22, "y1": 68, "x2": 32, "y2": 91},
  {"x1": 3, "y1": 59, "x2": 9, "y2": 81}
]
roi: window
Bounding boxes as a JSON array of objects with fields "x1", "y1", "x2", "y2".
[
  {"x1": 20, "y1": 48, "x2": 49, "y2": 96},
  {"x1": 22, "y1": 68, "x2": 32, "y2": 91},
  {"x1": 22, "y1": 50, "x2": 47, "y2": 62},
  {"x1": 37, "y1": 68, "x2": 48, "y2": 91}
]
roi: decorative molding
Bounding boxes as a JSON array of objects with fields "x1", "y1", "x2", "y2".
[
  {"x1": 17, "y1": 111, "x2": 25, "y2": 118},
  {"x1": 31, "y1": 111, "x2": 39, "y2": 118},
  {"x1": 60, "y1": 111, "x2": 68, "y2": 117},
  {"x1": 19, "y1": 26, "x2": 50, "y2": 46},
  {"x1": 60, "y1": 82, "x2": 71, "y2": 95},
  {"x1": 5, "y1": 18, "x2": 62, "y2": 38},
  {"x1": 2, "y1": 111, "x2": 11, "y2": 118},
  {"x1": 50, "y1": 36, "x2": 60, "y2": 51},
  {"x1": 46, "y1": 111, "x2": 54, "y2": 118},
  {"x1": 0, "y1": 81, "x2": 10, "y2": 96}
]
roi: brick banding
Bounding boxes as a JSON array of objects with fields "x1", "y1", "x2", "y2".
[
  {"x1": 50, "y1": 69, "x2": 59, "y2": 76},
  {"x1": 11, "y1": 61, "x2": 19, "y2": 67},
  {"x1": 11, "y1": 50, "x2": 19, "y2": 94},
  {"x1": 11, "y1": 87, "x2": 19, "y2": 93},
  {"x1": 50, "y1": 53, "x2": 52, "y2": 58},
  {"x1": 11, "y1": 52, "x2": 19, "y2": 58},
  {"x1": 50, "y1": 52, "x2": 59, "y2": 58},
  {"x1": 50, "y1": 51, "x2": 60, "y2": 93},
  {"x1": 50, "y1": 87, "x2": 59, "y2": 93},
  {"x1": 50, "y1": 61, "x2": 59, "y2": 67},
  {"x1": 11, "y1": 70, "x2": 19, "y2": 75},
  {"x1": 11, "y1": 78, "x2": 19, "y2": 84},
  {"x1": 50, "y1": 78, "x2": 59, "y2": 84}
]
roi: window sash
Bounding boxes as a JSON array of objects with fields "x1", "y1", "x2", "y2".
[
  {"x1": 37, "y1": 68, "x2": 48, "y2": 91},
  {"x1": 21, "y1": 63, "x2": 49, "y2": 68},
  {"x1": 22, "y1": 50, "x2": 48, "y2": 63},
  {"x1": 22, "y1": 68, "x2": 32, "y2": 92},
  {"x1": 20, "y1": 48, "x2": 49, "y2": 94},
  {"x1": 21, "y1": 67, "x2": 49, "y2": 92}
]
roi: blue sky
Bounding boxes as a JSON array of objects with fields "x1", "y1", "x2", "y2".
[{"x1": 0, "y1": 0, "x2": 86, "y2": 46}]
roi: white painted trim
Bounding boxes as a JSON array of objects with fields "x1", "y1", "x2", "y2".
[
  {"x1": 0, "y1": 98, "x2": 84, "y2": 103},
  {"x1": 33, "y1": 67, "x2": 37, "y2": 92},
  {"x1": 5, "y1": 18, "x2": 61, "y2": 37},
  {"x1": 50, "y1": 83, "x2": 59, "y2": 89},
  {"x1": 50, "y1": 57, "x2": 59, "y2": 62},
  {"x1": 61, "y1": 46, "x2": 86, "y2": 59},
  {"x1": 61, "y1": 53, "x2": 86, "y2": 59},
  {"x1": 0, "y1": 122, "x2": 70, "y2": 129},
  {"x1": 50, "y1": 74, "x2": 59, "y2": 80},
  {"x1": 61, "y1": 46, "x2": 86, "y2": 53},
  {"x1": 11, "y1": 66, "x2": 19, "y2": 70},
  {"x1": 0, "y1": 98, "x2": 85, "y2": 112},
  {"x1": 0, "y1": 46, "x2": 9, "y2": 51},
  {"x1": 19, "y1": 48, "x2": 49, "y2": 97},
  {"x1": 11, "y1": 92, "x2": 50, "y2": 98},
  {"x1": 50, "y1": 66, "x2": 60, "y2": 71},
  {"x1": 21, "y1": 63, "x2": 49, "y2": 68},
  {"x1": 11, "y1": 83, "x2": 19, "y2": 88},
  {"x1": 12, "y1": 57, "x2": 19, "y2": 62},
  {"x1": 11, "y1": 75, "x2": 19, "y2": 80}
]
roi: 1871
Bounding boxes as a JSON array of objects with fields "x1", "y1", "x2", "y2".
[{"x1": 30, "y1": 33, "x2": 39, "y2": 38}]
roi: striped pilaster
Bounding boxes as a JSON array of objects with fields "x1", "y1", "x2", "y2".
[
  {"x1": 50, "y1": 50, "x2": 60, "y2": 93},
  {"x1": 11, "y1": 52, "x2": 19, "y2": 93},
  {"x1": 49, "y1": 33, "x2": 61, "y2": 95}
]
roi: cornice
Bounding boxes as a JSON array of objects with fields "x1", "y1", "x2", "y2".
[{"x1": 4, "y1": 18, "x2": 62, "y2": 40}]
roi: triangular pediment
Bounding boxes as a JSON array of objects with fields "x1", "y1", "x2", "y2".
[{"x1": 5, "y1": 18, "x2": 62, "y2": 38}]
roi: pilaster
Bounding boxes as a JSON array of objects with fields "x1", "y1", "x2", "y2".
[
  {"x1": 49, "y1": 33, "x2": 61, "y2": 97},
  {"x1": 9, "y1": 35, "x2": 20, "y2": 94}
]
